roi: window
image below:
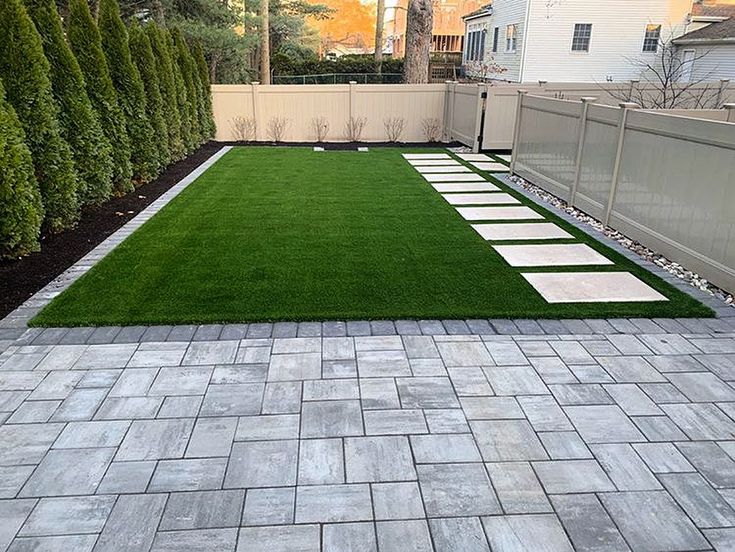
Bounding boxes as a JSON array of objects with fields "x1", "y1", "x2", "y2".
[
  {"x1": 492, "y1": 27, "x2": 499, "y2": 52},
  {"x1": 506, "y1": 24, "x2": 517, "y2": 52},
  {"x1": 571, "y1": 23, "x2": 592, "y2": 51},
  {"x1": 466, "y1": 29, "x2": 487, "y2": 61},
  {"x1": 643, "y1": 24, "x2": 661, "y2": 52}
]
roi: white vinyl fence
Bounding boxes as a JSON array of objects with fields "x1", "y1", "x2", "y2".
[{"x1": 511, "y1": 93, "x2": 735, "y2": 293}]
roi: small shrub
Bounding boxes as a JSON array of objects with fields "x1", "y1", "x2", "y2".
[
  {"x1": 0, "y1": 79, "x2": 43, "y2": 258},
  {"x1": 267, "y1": 116, "x2": 289, "y2": 142},
  {"x1": 384, "y1": 117, "x2": 406, "y2": 142},
  {"x1": 67, "y1": 0, "x2": 133, "y2": 195},
  {"x1": 344, "y1": 116, "x2": 368, "y2": 142},
  {"x1": 99, "y1": 0, "x2": 159, "y2": 184},
  {"x1": 230, "y1": 116, "x2": 256, "y2": 141},
  {"x1": 421, "y1": 117, "x2": 442, "y2": 142},
  {"x1": 0, "y1": 0, "x2": 79, "y2": 231},
  {"x1": 311, "y1": 116, "x2": 329, "y2": 142}
]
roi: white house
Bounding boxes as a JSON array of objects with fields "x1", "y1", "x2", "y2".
[{"x1": 461, "y1": 0, "x2": 718, "y2": 82}]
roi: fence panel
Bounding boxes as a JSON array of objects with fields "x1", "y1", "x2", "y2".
[
  {"x1": 514, "y1": 95, "x2": 583, "y2": 199},
  {"x1": 513, "y1": 94, "x2": 735, "y2": 293},
  {"x1": 447, "y1": 83, "x2": 483, "y2": 148}
]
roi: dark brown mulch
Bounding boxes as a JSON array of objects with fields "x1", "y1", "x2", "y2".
[{"x1": 0, "y1": 142, "x2": 222, "y2": 320}]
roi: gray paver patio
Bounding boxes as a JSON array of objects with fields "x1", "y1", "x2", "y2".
[{"x1": 1, "y1": 329, "x2": 735, "y2": 550}]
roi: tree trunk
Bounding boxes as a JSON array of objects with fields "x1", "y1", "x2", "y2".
[
  {"x1": 374, "y1": 0, "x2": 385, "y2": 73},
  {"x1": 260, "y1": 0, "x2": 270, "y2": 84},
  {"x1": 403, "y1": 0, "x2": 432, "y2": 83},
  {"x1": 152, "y1": 0, "x2": 165, "y2": 25}
]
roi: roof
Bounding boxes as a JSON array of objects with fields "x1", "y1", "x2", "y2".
[
  {"x1": 462, "y1": 3, "x2": 492, "y2": 21},
  {"x1": 691, "y1": 1, "x2": 735, "y2": 18},
  {"x1": 675, "y1": 15, "x2": 735, "y2": 43}
]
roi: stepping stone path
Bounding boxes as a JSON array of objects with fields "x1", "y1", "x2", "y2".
[{"x1": 402, "y1": 151, "x2": 667, "y2": 304}]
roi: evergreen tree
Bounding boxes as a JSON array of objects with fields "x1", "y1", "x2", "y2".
[
  {"x1": 25, "y1": 0, "x2": 113, "y2": 205},
  {"x1": 0, "y1": 0, "x2": 78, "y2": 231},
  {"x1": 193, "y1": 41, "x2": 216, "y2": 140},
  {"x1": 172, "y1": 27, "x2": 201, "y2": 150},
  {"x1": 129, "y1": 21, "x2": 170, "y2": 169},
  {"x1": 98, "y1": 0, "x2": 159, "y2": 183},
  {"x1": 0, "y1": 79, "x2": 43, "y2": 258},
  {"x1": 165, "y1": 28, "x2": 193, "y2": 152},
  {"x1": 67, "y1": 0, "x2": 133, "y2": 195},
  {"x1": 147, "y1": 22, "x2": 185, "y2": 161}
]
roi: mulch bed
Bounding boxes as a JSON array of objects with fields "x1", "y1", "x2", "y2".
[{"x1": 0, "y1": 142, "x2": 222, "y2": 320}]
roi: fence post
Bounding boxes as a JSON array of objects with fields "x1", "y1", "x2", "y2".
[
  {"x1": 509, "y1": 90, "x2": 527, "y2": 175},
  {"x1": 472, "y1": 84, "x2": 485, "y2": 152},
  {"x1": 442, "y1": 81, "x2": 453, "y2": 142},
  {"x1": 251, "y1": 81, "x2": 260, "y2": 141},
  {"x1": 724, "y1": 103, "x2": 735, "y2": 123},
  {"x1": 569, "y1": 97, "x2": 597, "y2": 207},
  {"x1": 348, "y1": 81, "x2": 357, "y2": 123},
  {"x1": 603, "y1": 102, "x2": 638, "y2": 226},
  {"x1": 446, "y1": 82, "x2": 457, "y2": 142}
]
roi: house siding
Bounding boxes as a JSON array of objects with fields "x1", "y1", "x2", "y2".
[
  {"x1": 464, "y1": 0, "x2": 694, "y2": 83},
  {"x1": 679, "y1": 44, "x2": 735, "y2": 81},
  {"x1": 464, "y1": 0, "x2": 530, "y2": 81}
]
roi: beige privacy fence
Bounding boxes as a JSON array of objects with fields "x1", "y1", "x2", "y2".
[
  {"x1": 511, "y1": 93, "x2": 735, "y2": 293},
  {"x1": 212, "y1": 81, "x2": 734, "y2": 149},
  {"x1": 211, "y1": 83, "x2": 447, "y2": 142}
]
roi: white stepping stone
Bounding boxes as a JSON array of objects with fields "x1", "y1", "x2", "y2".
[
  {"x1": 423, "y1": 173, "x2": 486, "y2": 183},
  {"x1": 497, "y1": 155, "x2": 511, "y2": 162},
  {"x1": 442, "y1": 193, "x2": 520, "y2": 205},
  {"x1": 457, "y1": 153, "x2": 492, "y2": 161},
  {"x1": 523, "y1": 272, "x2": 668, "y2": 303},
  {"x1": 407, "y1": 159, "x2": 461, "y2": 166},
  {"x1": 313, "y1": 147, "x2": 324, "y2": 152},
  {"x1": 471, "y1": 223, "x2": 573, "y2": 241},
  {"x1": 493, "y1": 244, "x2": 613, "y2": 267},
  {"x1": 472, "y1": 162, "x2": 509, "y2": 172},
  {"x1": 456, "y1": 206, "x2": 544, "y2": 221},
  {"x1": 433, "y1": 183, "x2": 500, "y2": 192},
  {"x1": 415, "y1": 165, "x2": 471, "y2": 173},
  {"x1": 403, "y1": 153, "x2": 451, "y2": 160},
  {"x1": 358, "y1": 147, "x2": 369, "y2": 152}
]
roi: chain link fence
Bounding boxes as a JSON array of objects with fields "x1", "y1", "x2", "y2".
[{"x1": 272, "y1": 73, "x2": 403, "y2": 85}]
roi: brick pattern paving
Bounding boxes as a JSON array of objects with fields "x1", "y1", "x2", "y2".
[{"x1": 1, "y1": 329, "x2": 735, "y2": 551}]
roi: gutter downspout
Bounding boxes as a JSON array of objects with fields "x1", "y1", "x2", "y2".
[{"x1": 518, "y1": 0, "x2": 533, "y2": 82}]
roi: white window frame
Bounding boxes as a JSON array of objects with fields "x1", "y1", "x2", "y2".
[
  {"x1": 505, "y1": 24, "x2": 518, "y2": 53},
  {"x1": 571, "y1": 23, "x2": 592, "y2": 52},
  {"x1": 642, "y1": 24, "x2": 661, "y2": 53}
]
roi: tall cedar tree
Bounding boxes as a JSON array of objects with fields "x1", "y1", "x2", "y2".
[
  {"x1": 172, "y1": 28, "x2": 201, "y2": 150},
  {"x1": 25, "y1": 0, "x2": 114, "y2": 205},
  {"x1": 67, "y1": 0, "x2": 133, "y2": 195},
  {"x1": 192, "y1": 41, "x2": 216, "y2": 140},
  {"x1": 129, "y1": 21, "x2": 170, "y2": 168},
  {"x1": 0, "y1": 79, "x2": 43, "y2": 258},
  {"x1": 0, "y1": 0, "x2": 78, "y2": 231},
  {"x1": 165, "y1": 29, "x2": 193, "y2": 153},
  {"x1": 147, "y1": 22, "x2": 185, "y2": 161},
  {"x1": 98, "y1": 0, "x2": 159, "y2": 184}
]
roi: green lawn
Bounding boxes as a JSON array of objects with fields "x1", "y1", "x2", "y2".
[{"x1": 31, "y1": 147, "x2": 711, "y2": 326}]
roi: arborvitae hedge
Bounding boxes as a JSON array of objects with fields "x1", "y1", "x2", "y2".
[
  {"x1": 129, "y1": 21, "x2": 170, "y2": 169},
  {"x1": 147, "y1": 23, "x2": 185, "y2": 161},
  {"x1": 67, "y1": 0, "x2": 133, "y2": 195},
  {"x1": 172, "y1": 28, "x2": 201, "y2": 151},
  {"x1": 165, "y1": 29, "x2": 193, "y2": 153},
  {"x1": 192, "y1": 41, "x2": 215, "y2": 141},
  {"x1": 0, "y1": 79, "x2": 43, "y2": 258},
  {"x1": 25, "y1": 0, "x2": 113, "y2": 205},
  {"x1": 0, "y1": 0, "x2": 78, "y2": 231},
  {"x1": 99, "y1": 0, "x2": 158, "y2": 184}
]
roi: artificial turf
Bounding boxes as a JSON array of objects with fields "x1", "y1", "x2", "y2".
[{"x1": 31, "y1": 146, "x2": 712, "y2": 326}]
